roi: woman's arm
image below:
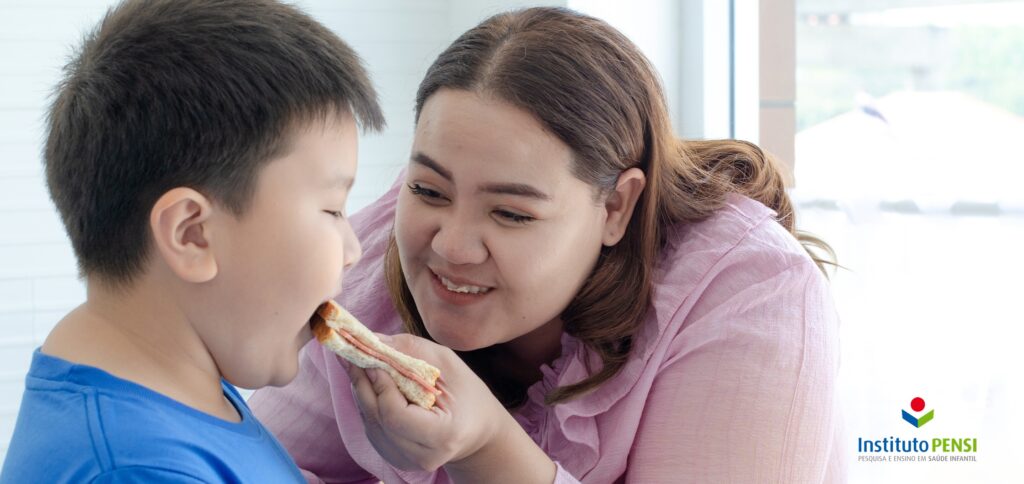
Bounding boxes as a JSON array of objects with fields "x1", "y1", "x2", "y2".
[
  {"x1": 249, "y1": 345, "x2": 377, "y2": 484},
  {"x1": 626, "y1": 259, "x2": 843, "y2": 483},
  {"x1": 442, "y1": 409, "x2": 558, "y2": 484}
]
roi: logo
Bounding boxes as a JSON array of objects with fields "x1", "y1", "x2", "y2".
[
  {"x1": 901, "y1": 397, "x2": 934, "y2": 428},
  {"x1": 855, "y1": 395, "x2": 979, "y2": 463}
]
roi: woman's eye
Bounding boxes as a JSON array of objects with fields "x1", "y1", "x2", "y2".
[
  {"x1": 495, "y1": 210, "x2": 535, "y2": 224},
  {"x1": 408, "y1": 183, "x2": 445, "y2": 200},
  {"x1": 325, "y1": 210, "x2": 344, "y2": 219}
]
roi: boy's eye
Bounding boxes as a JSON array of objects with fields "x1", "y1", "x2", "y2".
[
  {"x1": 494, "y1": 210, "x2": 535, "y2": 225},
  {"x1": 407, "y1": 183, "x2": 446, "y2": 202}
]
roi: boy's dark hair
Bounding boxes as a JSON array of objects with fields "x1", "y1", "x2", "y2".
[{"x1": 46, "y1": 0, "x2": 385, "y2": 286}]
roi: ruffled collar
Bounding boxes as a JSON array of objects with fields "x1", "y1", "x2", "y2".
[{"x1": 510, "y1": 276, "x2": 668, "y2": 478}]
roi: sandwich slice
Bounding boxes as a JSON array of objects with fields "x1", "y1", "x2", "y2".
[{"x1": 310, "y1": 300, "x2": 442, "y2": 409}]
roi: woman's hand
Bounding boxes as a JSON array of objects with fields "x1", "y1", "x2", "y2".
[{"x1": 344, "y1": 333, "x2": 511, "y2": 473}]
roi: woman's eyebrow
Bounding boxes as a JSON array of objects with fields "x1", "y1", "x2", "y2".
[
  {"x1": 478, "y1": 182, "x2": 550, "y2": 200},
  {"x1": 411, "y1": 152, "x2": 452, "y2": 181},
  {"x1": 411, "y1": 151, "x2": 550, "y2": 201}
]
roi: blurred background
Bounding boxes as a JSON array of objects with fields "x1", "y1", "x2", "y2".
[{"x1": 1, "y1": 1, "x2": 1021, "y2": 481}]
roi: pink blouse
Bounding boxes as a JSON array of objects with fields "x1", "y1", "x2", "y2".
[{"x1": 250, "y1": 178, "x2": 846, "y2": 483}]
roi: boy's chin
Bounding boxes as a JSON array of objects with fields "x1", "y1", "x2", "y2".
[
  {"x1": 222, "y1": 357, "x2": 301, "y2": 390},
  {"x1": 264, "y1": 368, "x2": 300, "y2": 388},
  {"x1": 232, "y1": 331, "x2": 311, "y2": 389},
  {"x1": 263, "y1": 353, "x2": 305, "y2": 388}
]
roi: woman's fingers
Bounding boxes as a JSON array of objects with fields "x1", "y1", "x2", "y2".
[
  {"x1": 342, "y1": 334, "x2": 474, "y2": 472},
  {"x1": 347, "y1": 365, "x2": 382, "y2": 426},
  {"x1": 349, "y1": 365, "x2": 451, "y2": 471},
  {"x1": 372, "y1": 369, "x2": 449, "y2": 442},
  {"x1": 366, "y1": 368, "x2": 411, "y2": 416},
  {"x1": 350, "y1": 366, "x2": 436, "y2": 441},
  {"x1": 432, "y1": 379, "x2": 454, "y2": 414}
]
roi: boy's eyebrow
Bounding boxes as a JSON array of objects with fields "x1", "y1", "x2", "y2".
[
  {"x1": 325, "y1": 173, "x2": 354, "y2": 190},
  {"x1": 410, "y1": 152, "x2": 550, "y2": 201}
]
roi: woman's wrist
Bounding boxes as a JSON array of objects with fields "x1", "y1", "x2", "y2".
[{"x1": 445, "y1": 413, "x2": 556, "y2": 484}]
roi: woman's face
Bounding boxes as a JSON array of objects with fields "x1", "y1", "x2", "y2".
[{"x1": 395, "y1": 89, "x2": 608, "y2": 355}]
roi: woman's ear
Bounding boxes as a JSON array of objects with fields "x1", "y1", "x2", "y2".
[
  {"x1": 149, "y1": 187, "x2": 219, "y2": 283},
  {"x1": 602, "y1": 167, "x2": 646, "y2": 246}
]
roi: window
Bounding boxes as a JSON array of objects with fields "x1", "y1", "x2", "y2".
[{"x1": 794, "y1": 1, "x2": 1023, "y2": 481}]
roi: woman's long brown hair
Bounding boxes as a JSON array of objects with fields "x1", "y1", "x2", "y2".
[{"x1": 386, "y1": 7, "x2": 836, "y2": 408}]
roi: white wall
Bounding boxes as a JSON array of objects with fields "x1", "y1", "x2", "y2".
[
  {"x1": 1, "y1": 0, "x2": 117, "y2": 464},
  {"x1": 297, "y1": 0, "x2": 452, "y2": 214},
  {"x1": 569, "y1": 0, "x2": 684, "y2": 133}
]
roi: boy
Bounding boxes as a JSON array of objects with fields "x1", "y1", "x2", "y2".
[{"x1": 0, "y1": 0, "x2": 383, "y2": 481}]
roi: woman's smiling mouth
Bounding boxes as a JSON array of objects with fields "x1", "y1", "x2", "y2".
[{"x1": 429, "y1": 269, "x2": 493, "y2": 305}]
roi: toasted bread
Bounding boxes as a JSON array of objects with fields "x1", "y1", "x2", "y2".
[{"x1": 311, "y1": 301, "x2": 441, "y2": 409}]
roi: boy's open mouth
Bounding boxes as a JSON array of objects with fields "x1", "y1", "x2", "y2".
[
  {"x1": 308, "y1": 313, "x2": 320, "y2": 330},
  {"x1": 309, "y1": 302, "x2": 330, "y2": 330}
]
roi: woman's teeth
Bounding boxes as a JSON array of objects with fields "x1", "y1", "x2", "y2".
[{"x1": 439, "y1": 275, "x2": 491, "y2": 294}]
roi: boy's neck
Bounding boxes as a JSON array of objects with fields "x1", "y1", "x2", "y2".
[{"x1": 41, "y1": 274, "x2": 241, "y2": 423}]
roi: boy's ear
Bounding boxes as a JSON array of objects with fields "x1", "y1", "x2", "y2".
[
  {"x1": 602, "y1": 167, "x2": 647, "y2": 247},
  {"x1": 149, "y1": 188, "x2": 218, "y2": 283}
]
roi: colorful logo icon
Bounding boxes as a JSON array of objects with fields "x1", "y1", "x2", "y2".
[{"x1": 902, "y1": 397, "x2": 934, "y2": 428}]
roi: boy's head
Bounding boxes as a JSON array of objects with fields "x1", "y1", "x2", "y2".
[{"x1": 46, "y1": 0, "x2": 383, "y2": 387}]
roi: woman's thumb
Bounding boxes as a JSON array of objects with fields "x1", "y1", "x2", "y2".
[{"x1": 368, "y1": 368, "x2": 409, "y2": 409}]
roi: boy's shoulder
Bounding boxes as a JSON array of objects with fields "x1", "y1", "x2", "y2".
[{"x1": 0, "y1": 351, "x2": 304, "y2": 483}]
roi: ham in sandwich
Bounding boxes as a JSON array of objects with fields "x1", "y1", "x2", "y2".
[{"x1": 310, "y1": 300, "x2": 442, "y2": 409}]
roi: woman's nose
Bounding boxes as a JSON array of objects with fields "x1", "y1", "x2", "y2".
[{"x1": 430, "y1": 219, "x2": 488, "y2": 266}]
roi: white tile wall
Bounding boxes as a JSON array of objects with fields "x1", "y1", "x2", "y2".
[{"x1": 0, "y1": 0, "x2": 581, "y2": 465}]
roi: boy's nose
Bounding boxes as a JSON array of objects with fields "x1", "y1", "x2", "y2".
[
  {"x1": 342, "y1": 222, "x2": 362, "y2": 269},
  {"x1": 430, "y1": 222, "x2": 488, "y2": 266}
]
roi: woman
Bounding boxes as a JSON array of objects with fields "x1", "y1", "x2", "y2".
[{"x1": 251, "y1": 7, "x2": 845, "y2": 483}]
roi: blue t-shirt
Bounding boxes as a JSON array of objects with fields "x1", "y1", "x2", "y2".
[{"x1": 0, "y1": 349, "x2": 305, "y2": 483}]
